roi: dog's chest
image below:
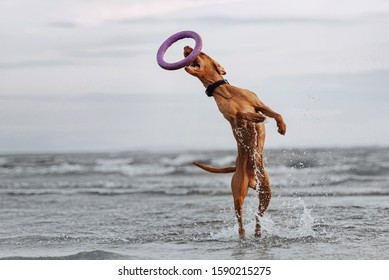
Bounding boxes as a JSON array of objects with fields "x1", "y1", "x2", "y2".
[
  {"x1": 216, "y1": 97, "x2": 254, "y2": 122},
  {"x1": 215, "y1": 98, "x2": 236, "y2": 120}
]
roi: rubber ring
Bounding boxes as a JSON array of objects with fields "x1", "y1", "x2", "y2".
[{"x1": 156, "y1": 30, "x2": 202, "y2": 70}]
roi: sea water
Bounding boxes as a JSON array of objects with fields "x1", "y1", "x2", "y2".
[{"x1": 0, "y1": 148, "x2": 388, "y2": 259}]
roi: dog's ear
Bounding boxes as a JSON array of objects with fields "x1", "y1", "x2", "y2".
[{"x1": 213, "y1": 60, "x2": 227, "y2": 75}]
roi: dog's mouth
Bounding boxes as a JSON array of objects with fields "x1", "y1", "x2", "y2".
[
  {"x1": 184, "y1": 46, "x2": 200, "y2": 71},
  {"x1": 188, "y1": 58, "x2": 200, "y2": 69}
]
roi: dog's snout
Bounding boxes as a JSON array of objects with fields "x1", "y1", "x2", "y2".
[{"x1": 183, "y1": 46, "x2": 193, "y2": 57}]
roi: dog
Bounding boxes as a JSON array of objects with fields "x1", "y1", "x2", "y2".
[{"x1": 183, "y1": 46, "x2": 286, "y2": 239}]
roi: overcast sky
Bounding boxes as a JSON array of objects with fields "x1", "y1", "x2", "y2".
[{"x1": 1, "y1": 0, "x2": 389, "y2": 153}]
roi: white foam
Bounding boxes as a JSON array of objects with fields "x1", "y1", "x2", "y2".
[
  {"x1": 95, "y1": 158, "x2": 134, "y2": 166},
  {"x1": 160, "y1": 154, "x2": 207, "y2": 166},
  {"x1": 47, "y1": 163, "x2": 85, "y2": 174},
  {"x1": 211, "y1": 155, "x2": 236, "y2": 166},
  {"x1": 0, "y1": 163, "x2": 86, "y2": 175},
  {"x1": 95, "y1": 163, "x2": 175, "y2": 176}
]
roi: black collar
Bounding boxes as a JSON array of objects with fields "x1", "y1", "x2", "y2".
[{"x1": 205, "y1": 79, "x2": 229, "y2": 97}]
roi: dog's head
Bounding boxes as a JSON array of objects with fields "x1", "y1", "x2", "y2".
[{"x1": 183, "y1": 46, "x2": 226, "y2": 83}]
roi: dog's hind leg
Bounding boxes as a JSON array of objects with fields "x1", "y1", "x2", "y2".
[
  {"x1": 231, "y1": 172, "x2": 249, "y2": 240},
  {"x1": 234, "y1": 197, "x2": 245, "y2": 239},
  {"x1": 255, "y1": 166, "x2": 272, "y2": 238}
]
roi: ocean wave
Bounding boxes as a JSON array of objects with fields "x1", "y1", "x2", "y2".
[
  {"x1": 160, "y1": 154, "x2": 208, "y2": 166},
  {"x1": 285, "y1": 158, "x2": 318, "y2": 169},
  {"x1": 3, "y1": 186, "x2": 388, "y2": 197},
  {"x1": 95, "y1": 158, "x2": 134, "y2": 166},
  {"x1": 0, "y1": 160, "x2": 178, "y2": 177},
  {"x1": 94, "y1": 163, "x2": 176, "y2": 176},
  {"x1": 0, "y1": 163, "x2": 87, "y2": 176},
  {"x1": 1, "y1": 148, "x2": 388, "y2": 182},
  {"x1": 348, "y1": 166, "x2": 389, "y2": 176},
  {"x1": 0, "y1": 157, "x2": 8, "y2": 166},
  {"x1": 1, "y1": 188, "x2": 231, "y2": 197},
  {"x1": 3, "y1": 191, "x2": 61, "y2": 196},
  {"x1": 210, "y1": 155, "x2": 236, "y2": 166},
  {"x1": 1, "y1": 250, "x2": 132, "y2": 260}
]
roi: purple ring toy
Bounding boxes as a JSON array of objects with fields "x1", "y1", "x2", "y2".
[{"x1": 156, "y1": 30, "x2": 202, "y2": 70}]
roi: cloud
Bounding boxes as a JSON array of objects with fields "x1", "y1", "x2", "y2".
[
  {"x1": 164, "y1": 16, "x2": 356, "y2": 26},
  {"x1": 48, "y1": 21, "x2": 79, "y2": 29},
  {"x1": 0, "y1": 59, "x2": 73, "y2": 69},
  {"x1": 52, "y1": 0, "x2": 240, "y2": 26},
  {"x1": 3, "y1": 0, "x2": 389, "y2": 29}
]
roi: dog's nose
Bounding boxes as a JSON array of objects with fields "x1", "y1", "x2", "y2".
[
  {"x1": 184, "y1": 46, "x2": 193, "y2": 52},
  {"x1": 183, "y1": 46, "x2": 193, "y2": 57}
]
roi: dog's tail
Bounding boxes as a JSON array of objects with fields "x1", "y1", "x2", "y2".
[{"x1": 193, "y1": 161, "x2": 236, "y2": 173}]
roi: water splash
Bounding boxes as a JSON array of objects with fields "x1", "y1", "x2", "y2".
[
  {"x1": 210, "y1": 198, "x2": 316, "y2": 241},
  {"x1": 261, "y1": 198, "x2": 315, "y2": 238}
]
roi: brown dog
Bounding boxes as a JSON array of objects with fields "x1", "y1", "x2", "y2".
[{"x1": 184, "y1": 46, "x2": 286, "y2": 239}]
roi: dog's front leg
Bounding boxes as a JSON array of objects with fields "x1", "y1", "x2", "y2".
[
  {"x1": 236, "y1": 112, "x2": 266, "y2": 123},
  {"x1": 255, "y1": 104, "x2": 286, "y2": 135}
]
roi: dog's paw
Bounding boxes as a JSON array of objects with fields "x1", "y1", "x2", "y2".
[{"x1": 277, "y1": 121, "x2": 286, "y2": 135}]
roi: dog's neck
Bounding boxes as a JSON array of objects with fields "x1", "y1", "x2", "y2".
[
  {"x1": 205, "y1": 79, "x2": 229, "y2": 97},
  {"x1": 201, "y1": 79, "x2": 232, "y2": 99}
]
